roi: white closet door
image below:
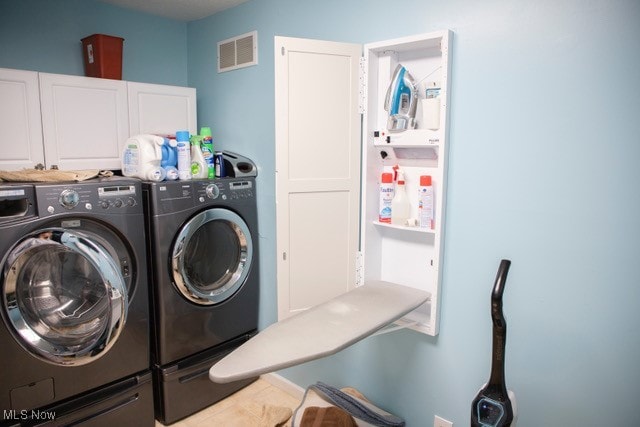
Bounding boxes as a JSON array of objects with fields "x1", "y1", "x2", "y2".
[
  {"x1": 39, "y1": 73, "x2": 128, "y2": 170},
  {"x1": 0, "y1": 68, "x2": 44, "y2": 170},
  {"x1": 127, "y1": 82, "x2": 197, "y2": 136},
  {"x1": 275, "y1": 36, "x2": 362, "y2": 320}
]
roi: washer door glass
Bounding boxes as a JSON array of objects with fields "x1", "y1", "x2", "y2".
[
  {"x1": 2, "y1": 228, "x2": 127, "y2": 366},
  {"x1": 172, "y1": 208, "x2": 253, "y2": 305}
]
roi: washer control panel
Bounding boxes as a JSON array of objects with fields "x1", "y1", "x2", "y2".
[{"x1": 35, "y1": 181, "x2": 142, "y2": 217}]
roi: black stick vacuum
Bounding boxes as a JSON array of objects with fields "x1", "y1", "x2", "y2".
[{"x1": 471, "y1": 259, "x2": 517, "y2": 426}]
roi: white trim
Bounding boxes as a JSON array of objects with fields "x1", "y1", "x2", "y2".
[{"x1": 260, "y1": 373, "x2": 305, "y2": 399}]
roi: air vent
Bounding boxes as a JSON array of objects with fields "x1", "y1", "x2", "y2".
[{"x1": 217, "y1": 31, "x2": 258, "y2": 73}]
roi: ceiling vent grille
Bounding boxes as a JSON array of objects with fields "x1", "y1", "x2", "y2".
[{"x1": 217, "y1": 31, "x2": 258, "y2": 73}]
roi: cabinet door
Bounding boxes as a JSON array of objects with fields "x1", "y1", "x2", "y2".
[
  {"x1": 39, "y1": 73, "x2": 129, "y2": 170},
  {"x1": 127, "y1": 82, "x2": 197, "y2": 136},
  {"x1": 0, "y1": 68, "x2": 45, "y2": 170},
  {"x1": 275, "y1": 37, "x2": 362, "y2": 320}
]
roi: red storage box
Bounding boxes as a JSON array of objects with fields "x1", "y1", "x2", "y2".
[{"x1": 81, "y1": 34, "x2": 124, "y2": 80}]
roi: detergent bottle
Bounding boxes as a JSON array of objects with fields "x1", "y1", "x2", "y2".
[
  {"x1": 121, "y1": 134, "x2": 166, "y2": 181},
  {"x1": 160, "y1": 137, "x2": 178, "y2": 169},
  {"x1": 190, "y1": 135, "x2": 208, "y2": 179}
]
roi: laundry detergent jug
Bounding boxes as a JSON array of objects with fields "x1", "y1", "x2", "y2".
[
  {"x1": 161, "y1": 137, "x2": 178, "y2": 169},
  {"x1": 122, "y1": 134, "x2": 166, "y2": 181}
]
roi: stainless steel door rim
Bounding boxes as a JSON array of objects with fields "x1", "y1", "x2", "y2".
[
  {"x1": 2, "y1": 228, "x2": 127, "y2": 366},
  {"x1": 171, "y1": 208, "x2": 253, "y2": 305}
]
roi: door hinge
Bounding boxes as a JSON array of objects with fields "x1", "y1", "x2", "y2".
[
  {"x1": 355, "y1": 251, "x2": 364, "y2": 287},
  {"x1": 358, "y1": 57, "x2": 367, "y2": 114}
]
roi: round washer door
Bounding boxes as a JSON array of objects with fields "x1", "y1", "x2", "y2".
[
  {"x1": 1, "y1": 228, "x2": 127, "y2": 366},
  {"x1": 172, "y1": 208, "x2": 253, "y2": 305}
]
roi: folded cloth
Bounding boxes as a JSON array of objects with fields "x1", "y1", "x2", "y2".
[
  {"x1": 301, "y1": 406, "x2": 358, "y2": 427},
  {"x1": 292, "y1": 382, "x2": 404, "y2": 427},
  {"x1": 0, "y1": 169, "x2": 113, "y2": 182},
  {"x1": 313, "y1": 382, "x2": 405, "y2": 427}
]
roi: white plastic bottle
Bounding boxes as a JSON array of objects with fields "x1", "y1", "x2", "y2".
[
  {"x1": 418, "y1": 175, "x2": 434, "y2": 229},
  {"x1": 391, "y1": 172, "x2": 411, "y2": 226},
  {"x1": 165, "y1": 166, "x2": 179, "y2": 180},
  {"x1": 176, "y1": 130, "x2": 191, "y2": 180},
  {"x1": 190, "y1": 136, "x2": 208, "y2": 179},
  {"x1": 378, "y1": 172, "x2": 394, "y2": 223}
]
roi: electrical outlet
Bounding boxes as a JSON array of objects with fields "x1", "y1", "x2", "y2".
[{"x1": 434, "y1": 415, "x2": 453, "y2": 427}]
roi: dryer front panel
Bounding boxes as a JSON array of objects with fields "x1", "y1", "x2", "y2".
[
  {"x1": 1, "y1": 227, "x2": 128, "y2": 366},
  {"x1": 171, "y1": 208, "x2": 253, "y2": 305}
]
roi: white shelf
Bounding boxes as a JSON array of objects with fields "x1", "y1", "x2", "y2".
[
  {"x1": 373, "y1": 221, "x2": 435, "y2": 234},
  {"x1": 373, "y1": 129, "x2": 443, "y2": 148}
]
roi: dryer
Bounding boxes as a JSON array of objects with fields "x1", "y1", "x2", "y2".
[
  {"x1": 0, "y1": 178, "x2": 154, "y2": 426},
  {"x1": 143, "y1": 178, "x2": 259, "y2": 424}
]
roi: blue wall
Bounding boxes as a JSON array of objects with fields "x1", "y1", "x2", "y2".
[
  {"x1": 188, "y1": 0, "x2": 640, "y2": 426},
  {"x1": 2, "y1": 0, "x2": 639, "y2": 425},
  {"x1": 0, "y1": 0, "x2": 188, "y2": 85}
]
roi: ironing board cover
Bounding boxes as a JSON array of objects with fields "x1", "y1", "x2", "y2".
[{"x1": 209, "y1": 280, "x2": 430, "y2": 383}]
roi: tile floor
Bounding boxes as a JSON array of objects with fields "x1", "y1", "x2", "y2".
[{"x1": 155, "y1": 377, "x2": 303, "y2": 427}]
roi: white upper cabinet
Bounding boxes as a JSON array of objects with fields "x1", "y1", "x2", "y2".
[
  {"x1": 0, "y1": 69, "x2": 197, "y2": 172},
  {"x1": 0, "y1": 68, "x2": 45, "y2": 170},
  {"x1": 128, "y1": 82, "x2": 197, "y2": 136},
  {"x1": 39, "y1": 73, "x2": 130, "y2": 170}
]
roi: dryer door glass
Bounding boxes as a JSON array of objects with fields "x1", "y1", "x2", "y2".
[
  {"x1": 2, "y1": 228, "x2": 127, "y2": 366},
  {"x1": 172, "y1": 208, "x2": 253, "y2": 305}
]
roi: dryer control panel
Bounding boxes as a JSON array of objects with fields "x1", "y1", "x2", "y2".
[
  {"x1": 193, "y1": 179, "x2": 255, "y2": 203},
  {"x1": 145, "y1": 179, "x2": 257, "y2": 215}
]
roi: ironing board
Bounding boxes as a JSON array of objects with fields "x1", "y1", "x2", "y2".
[{"x1": 209, "y1": 280, "x2": 430, "y2": 383}]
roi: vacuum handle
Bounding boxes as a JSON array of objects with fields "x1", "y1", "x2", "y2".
[
  {"x1": 492, "y1": 259, "x2": 511, "y2": 305},
  {"x1": 491, "y1": 259, "x2": 511, "y2": 325},
  {"x1": 488, "y1": 259, "x2": 511, "y2": 389}
]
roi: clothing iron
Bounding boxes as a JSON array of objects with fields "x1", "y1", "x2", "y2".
[{"x1": 384, "y1": 64, "x2": 419, "y2": 132}]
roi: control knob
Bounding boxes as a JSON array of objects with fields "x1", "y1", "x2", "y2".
[
  {"x1": 205, "y1": 184, "x2": 220, "y2": 199},
  {"x1": 59, "y1": 189, "x2": 79, "y2": 209}
]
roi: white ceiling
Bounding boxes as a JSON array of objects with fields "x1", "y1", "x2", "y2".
[{"x1": 98, "y1": 0, "x2": 250, "y2": 22}]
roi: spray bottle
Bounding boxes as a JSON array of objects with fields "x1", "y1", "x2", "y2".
[
  {"x1": 379, "y1": 172, "x2": 394, "y2": 223},
  {"x1": 190, "y1": 135, "x2": 208, "y2": 179},
  {"x1": 418, "y1": 175, "x2": 434, "y2": 229},
  {"x1": 391, "y1": 166, "x2": 411, "y2": 226},
  {"x1": 176, "y1": 130, "x2": 191, "y2": 180}
]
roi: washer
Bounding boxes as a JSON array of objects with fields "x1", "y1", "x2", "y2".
[
  {"x1": 143, "y1": 178, "x2": 259, "y2": 424},
  {"x1": 0, "y1": 178, "x2": 154, "y2": 426}
]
